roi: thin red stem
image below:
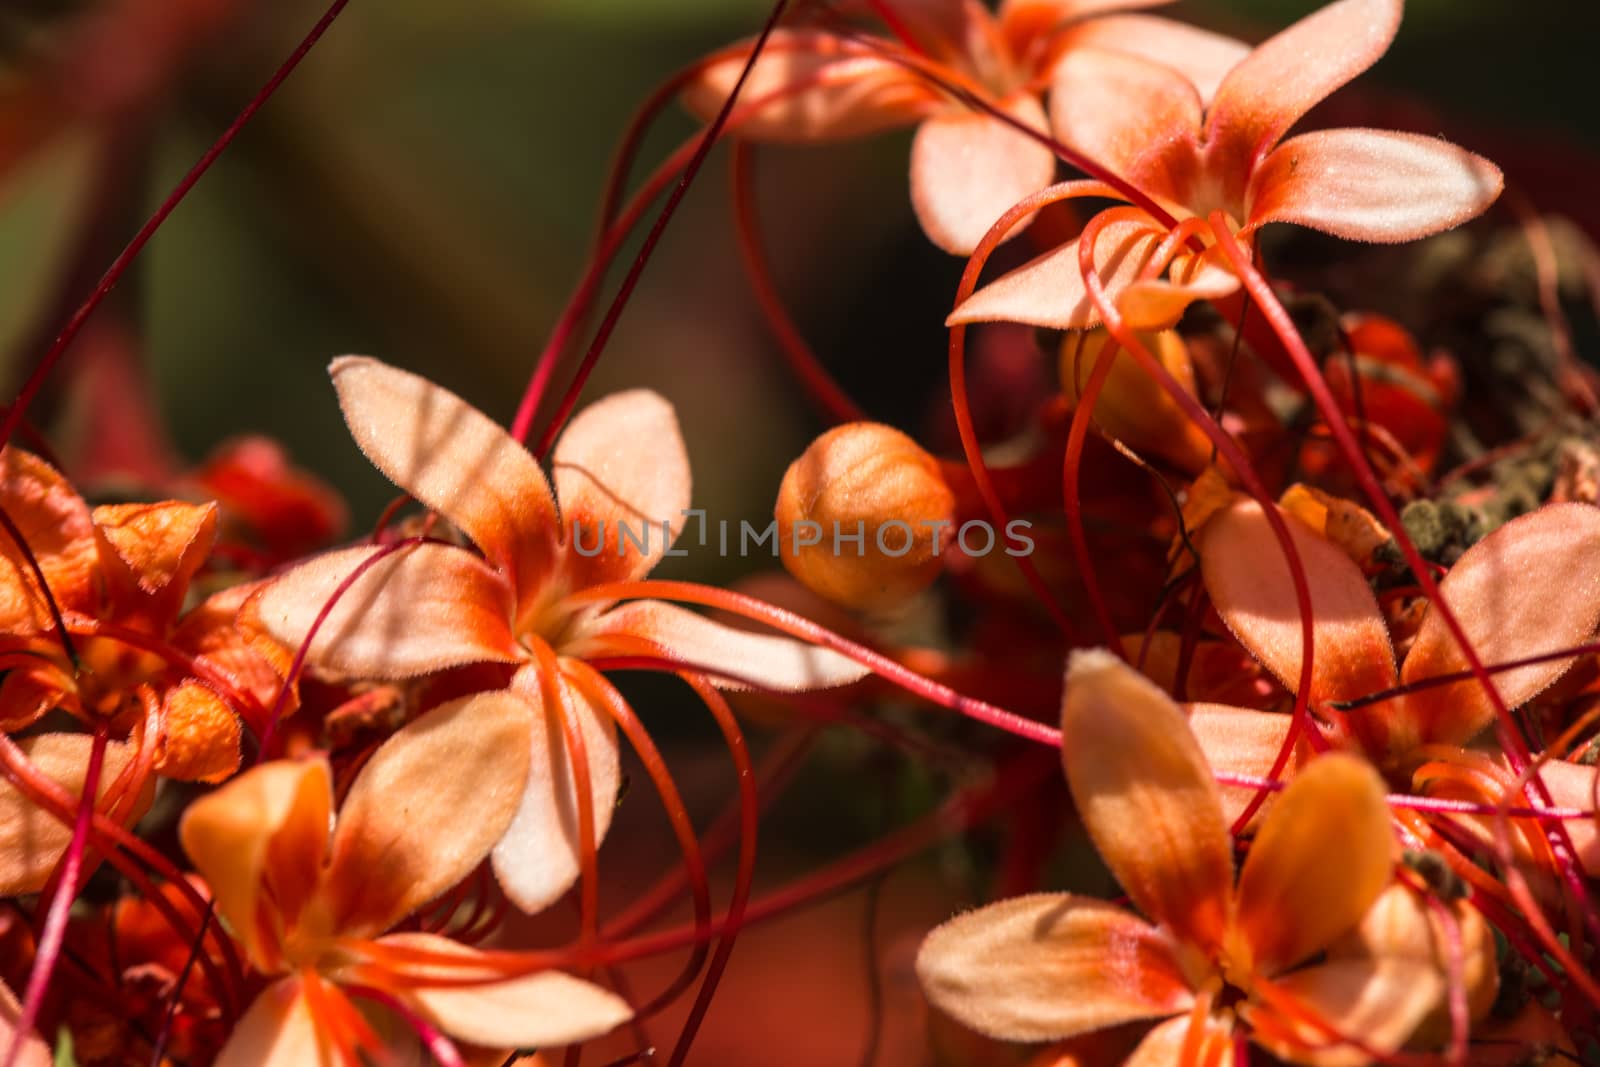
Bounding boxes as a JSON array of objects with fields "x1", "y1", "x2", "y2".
[{"x1": 0, "y1": 0, "x2": 354, "y2": 449}]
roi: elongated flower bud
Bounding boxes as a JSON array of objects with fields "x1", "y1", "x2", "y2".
[{"x1": 775, "y1": 423, "x2": 955, "y2": 610}]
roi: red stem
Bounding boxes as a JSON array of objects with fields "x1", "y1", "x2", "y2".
[
  {"x1": 4, "y1": 726, "x2": 106, "y2": 1067},
  {"x1": 0, "y1": 0, "x2": 354, "y2": 450}
]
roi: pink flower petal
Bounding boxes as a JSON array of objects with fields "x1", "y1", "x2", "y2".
[
  {"x1": 1205, "y1": 0, "x2": 1402, "y2": 180},
  {"x1": 569, "y1": 600, "x2": 869, "y2": 691},
  {"x1": 1247, "y1": 128, "x2": 1503, "y2": 243},
  {"x1": 1198, "y1": 498, "x2": 1397, "y2": 708},
  {"x1": 1054, "y1": 14, "x2": 1249, "y2": 103},
  {"x1": 492, "y1": 667, "x2": 621, "y2": 914},
  {"x1": 330, "y1": 356, "x2": 560, "y2": 607},
  {"x1": 379, "y1": 933, "x2": 632, "y2": 1049},
  {"x1": 910, "y1": 93, "x2": 1058, "y2": 255},
  {"x1": 258, "y1": 544, "x2": 520, "y2": 680},
  {"x1": 322, "y1": 691, "x2": 534, "y2": 937},
  {"x1": 683, "y1": 30, "x2": 936, "y2": 142},
  {"x1": 1401, "y1": 503, "x2": 1600, "y2": 748},
  {"x1": 947, "y1": 207, "x2": 1164, "y2": 329},
  {"x1": 553, "y1": 390, "x2": 691, "y2": 589},
  {"x1": 1049, "y1": 47, "x2": 1201, "y2": 194},
  {"x1": 214, "y1": 977, "x2": 333, "y2": 1067},
  {"x1": 1186, "y1": 703, "x2": 1310, "y2": 829}
]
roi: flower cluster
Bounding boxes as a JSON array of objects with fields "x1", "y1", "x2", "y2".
[{"x1": 2, "y1": 0, "x2": 1598, "y2": 1065}]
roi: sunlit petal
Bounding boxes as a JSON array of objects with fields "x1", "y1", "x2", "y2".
[
  {"x1": 1205, "y1": 0, "x2": 1402, "y2": 177},
  {"x1": 948, "y1": 208, "x2": 1163, "y2": 329},
  {"x1": 1199, "y1": 498, "x2": 1396, "y2": 708},
  {"x1": 179, "y1": 758, "x2": 332, "y2": 969},
  {"x1": 910, "y1": 94, "x2": 1058, "y2": 256},
  {"x1": 259, "y1": 544, "x2": 519, "y2": 680},
  {"x1": 492, "y1": 667, "x2": 620, "y2": 913},
  {"x1": 0, "y1": 448, "x2": 97, "y2": 631},
  {"x1": 1061, "y1": 649, "x2": 1233, "y2": 953},
  {"x1": 1049, "y1": 47, "x2": 1201, "y2": 193},
  {"x1": 378, "y1": 933, "x2": 631, "y2": 1048},
  {"x1": 553, "y1": 390, "x2": 691, "y2": 589},
  {"x1": 1247, "y1": 129, "x2": 1502, "y2": 243},
  {"x1": 215, "y1": 977, "x2": 334, "y2": 1067},
  {"x1": 570, "y1": 599, "x2": 868, "y2": 691},
  {"x1": 1186, "y1": 703, "x2": 1311, "y2": 829},
  {"x1": 916, "y1": 893, "x2": 1192, "y2": 1042},
  {"x1": 1401, "y1": 503, "x2": 1600, "y2": 747},
  {"x1": 1235, "y1": 754, "x2": 1392, "y2": 973},
  {"x1": 1245, "y1": 958, "x2": 1442, "y2": 1067},
  {"x1": 322, "y1": 691, "x2": 533, "y2": 937},
  {"x1": 330, "y1": 356, "x2": 560, "y2": 606}
]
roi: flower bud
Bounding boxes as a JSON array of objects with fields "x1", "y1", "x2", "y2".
[
  {"x1": 774, "y1": 423, "x2": 955, "y2": 611},
  {"x1": 1059, "y1": 328, "x2": 1211, "y2": 472}
]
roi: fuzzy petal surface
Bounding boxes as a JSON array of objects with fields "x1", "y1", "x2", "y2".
[
  {"x1": 323, "y1": 691, "x2": 533, "y2": 937},
  {"x1": 492, "y1": 667, "x2": 621, "y2": 913},
  {"x1": 1247, "y1": 129, "x2": 1502, "y2": 242},
  {"x1": 571, "y1": 600, "x2": 869, "y2": 691},
  {"x1": 1061, "y1": 649, "x2": 1234, "y2": 953},
  {"x1": 1199, "y1": 498, "x2": 1396, "y2": 708},
  {"x1": 910, "y1": 93, "x2": 1057, "y2": 255},
  {"x1": 1234, "y1": 754, "x2": 1392, "y2": 973},
  {"x1": 330, "y1": 356, "x2": 560, "y2": 605},
  {"x1": 1400, "y1": 503, "x2": 1600, "y2": 748},
  {"x1": 379, "y1": 932, "x2": 632, "y2": 1048},
  {"x1": 553, "y1": 390, "x2": 691, "y2": 589},
  {"x1": 1245, "y1": 958, "x2": 1442, "y2": 1067},
  {"x1": 259, "y1": 544, "x2": 519, "y2": 680},
  {"x1": 916, "y1": 893, "x2": 1192, "y2": 1042}
]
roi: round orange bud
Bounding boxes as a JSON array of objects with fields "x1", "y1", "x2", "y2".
[{"x1": 774, "y1": 423, "x2": 955, "y2": 611}]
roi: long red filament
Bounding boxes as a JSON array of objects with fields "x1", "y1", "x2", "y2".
[{"x1": 4, "y1": 725, "x2": 106, "y2": 1067}]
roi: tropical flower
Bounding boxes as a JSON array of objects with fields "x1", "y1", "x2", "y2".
[
  {"x1": 685, "y1": 0, "x2": 1250, "y2": 254},
  {"x1": 917, "y1": 649, "x2": 1441, "y2": 1065},
  {"x1": 180, "y1": 691, "x2": 631, "y2": 1065},
  {"x1": 949, "y1": 0, "x2": 1504, "y2": 330},
  {"x1": 1193, "y1": 496, "x2": 1600, "y2": 870},
  {"x1": 260, "y1": 357, "x2": 866, "y2": 912}
]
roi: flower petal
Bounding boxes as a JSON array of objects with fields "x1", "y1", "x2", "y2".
[
  {"x1": 1245, "y1": 958, "x2": 1442, "y2": 1067},
  {"x1": 215, "y1": 977, "x2": 333, "y2": 1067},
  {"x1": 1054, "y1": 15, "x2": 1250, "y2": 103},
  {"x1": 947, "y1": 208, "x2": 1163, "y2": 329},
  {"x1": 154, "y1": 681, "x2": 242, "y2": 783},
  {"x1": 492, "y1": 667, "x2": 620, "y2": 913},
  {"x1": 553, "y1": 390, "x2": 691, "y2": 589},
  {"x1": 1198, "y1": 498, "x2": 1397, "y2": 708},
  {"x1": 321, "y1": 691, "x2": 533, "y2": 937},
  {"x1": 0, "y1": 736, "x2": 151, "y2": 896},
  {"x1": 330, "y1": 356, "x2": 560, "y2": 606},
  {"x1": 179, "y1": 758, "x2": 332, "y2": 969},
  {"x1": 1235, "y1": 753, "x2": 1392, "y2": 973},
  {"x1": 91, "y1": 501, "x2": 218, "y2": 627},
  {"x1": 1116, "y1": 246, "x2": 1241, "y2": 331},
  {"x1": 0, "y1": 448, "x2": 96, "y2": 632},
  {"x1": 909, "y1": 93, "x2": 1058, "y2": 256},
  {"x1": 1400, "y1": 503, "x2": 1600, "y2": 748},
  {"x1": 258, "y1": 544, "x2": 519, "y2": 680},
  {"x1": 1186, "y1": 703, "x2": 1311, "y2": 829},
  {"x1": 916, "y1": 893, "x2": 1192, "y2": 1042},
  {"x1": 1247, "y1": 128, "x2": 1502, "y2": 243},
  {"x1": 684, "y1": 31, "x2": 937, "y2": 141},
  {"x1": 1061, "y1": 649, "x2": 1233, "y2": 953},
  {"x1": 1049, "y1": 47, "x2": 1201, "y2": 195},
  {"x1": 377, "y1": 933, "x2": 632, "y2": 1048},
  {"x1": 1528, "y1": 759, "x2": 1600, "y2": 877},
  {"x1": 1000, "y1": 1, "x2": 1170, "y2": 54},
  {"x1": 570, "y1": 600, "x2": 869, "y2": 691},
  {"x1": 1122, "y1": 1014, "x2": 1232, "y2": 1067},
  {"x1": 1204, "y1": 0, "x2": 1402, "y2": 174}
]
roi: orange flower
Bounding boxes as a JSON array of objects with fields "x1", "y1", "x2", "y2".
[
  {"x1": 1195, "y1": 498, "x2": 1600, "y2": 843},
  {"x1": 685, "y1": 0, "x2": 1248, "y2": 254},
  {"x1": 180, "y1": 691, "x2": 630, "y2": 1064},
  {"x1": 260, "y1": 357, "x2": 866, "y2": 911},
  {"x1": 917, "y1": 650, "x2": 1441, "y2": 1065},
  {"x1": 950, "y1": 0, "x2": 1503, "y2": 330}
]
